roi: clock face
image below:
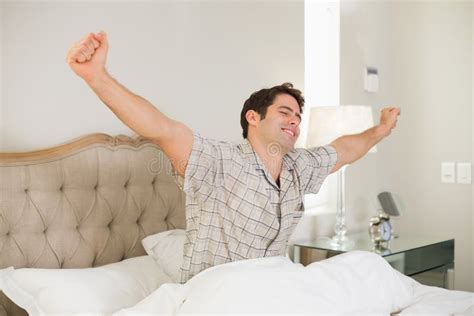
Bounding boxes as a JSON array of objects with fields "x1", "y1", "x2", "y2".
[{"x1": 380, "y1": 221, "x2": 392, "y2": 241}]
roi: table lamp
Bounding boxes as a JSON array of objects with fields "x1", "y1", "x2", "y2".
[{"x1": 306, "y1": 105, "x2": 376, "y2": 248}]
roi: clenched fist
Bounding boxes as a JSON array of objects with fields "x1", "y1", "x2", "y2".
[
  {"x1": 379, "y1": 107, "x2": 401, "y2": 137},
  {"x1": 66, "y1": 31, "x2": 109, "y2": 83}
]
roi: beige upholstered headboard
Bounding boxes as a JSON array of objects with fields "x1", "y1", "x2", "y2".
[{"x1": 0, "y1": 134, "x2": 186, "y2": 315}]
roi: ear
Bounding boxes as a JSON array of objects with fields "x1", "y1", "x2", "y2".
[{"x1": 245, "y1": 110, "x2": 260, "y2": 127}]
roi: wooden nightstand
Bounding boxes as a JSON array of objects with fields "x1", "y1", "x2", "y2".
[{"x1": 293, "y1": 232, "x2": 455, "y2": 289}]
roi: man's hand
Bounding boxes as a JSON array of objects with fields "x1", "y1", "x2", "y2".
[
  {"x1": 379, "y1": 107, "x2": 401, "y2": 137},
  {"x1": 66, "y1": 31, "x2": 108, "y2": 83}
]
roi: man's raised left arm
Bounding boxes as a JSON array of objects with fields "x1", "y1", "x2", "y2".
[{"x1": 329, "y1": 107, "x2": 401, "y2": 174}]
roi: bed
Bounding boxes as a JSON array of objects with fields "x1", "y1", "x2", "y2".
[
  {"x1": 0, "y1": 134, "x2": 186, "y2": 315},
  {"x1": 0, "y1": 134, "x2": 472, "y2": 316}
]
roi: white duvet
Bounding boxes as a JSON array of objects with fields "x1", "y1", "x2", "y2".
[{"x1": 115, "y1": 251, "x2": 474, "y2": 315}]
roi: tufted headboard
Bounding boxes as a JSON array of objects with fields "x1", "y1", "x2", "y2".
[{"x1": 0, "y1": 134, "x2": 186, "y2": 315}]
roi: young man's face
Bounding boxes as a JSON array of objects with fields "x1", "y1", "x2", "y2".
[{"x1": 255, "y1": 93, "x2": 302, "y2": 152}]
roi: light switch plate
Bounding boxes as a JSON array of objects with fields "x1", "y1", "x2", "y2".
[
  {"x1": 441, "y1": 162, "x2": 455, "y2": 183},
  {"x1": 457, "y1": 162, "x2": 471, "y2": 184}
]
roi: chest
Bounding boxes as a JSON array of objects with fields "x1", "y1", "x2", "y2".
[{"x1": 220, "y1": 163, "x2": 303, "y2": 218}]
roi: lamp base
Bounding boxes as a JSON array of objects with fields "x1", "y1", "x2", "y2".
[
  {"x1": 330, "y1": 234, "x2": 355, "y2": 250},
  {"x1": 316, "y1": 235, "x2": 355, "y2": 251}
]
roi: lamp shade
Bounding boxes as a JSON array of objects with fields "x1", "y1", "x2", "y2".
[{"x1": 306, "y1": 105, "x2": 377, "y2": 153}]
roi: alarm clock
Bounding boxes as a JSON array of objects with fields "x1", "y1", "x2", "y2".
[
  {"x1": 369, "y1": 213, "x2": 392, "y2": 244},
  {"x1": 372, "y1": 243, "x2": 392, "y2": 256}
]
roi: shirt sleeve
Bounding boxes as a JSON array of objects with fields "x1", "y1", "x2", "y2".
[
  {"x1": 296, "y1": 145, "x2": 338, "y2": 194},
  {"x1": 172, "y1": 132, "x2": 225, "y2": 200}
]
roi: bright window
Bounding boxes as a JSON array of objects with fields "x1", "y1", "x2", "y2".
[{"x1": 300, "y1": 0, "x2": 340, "y2": 215}]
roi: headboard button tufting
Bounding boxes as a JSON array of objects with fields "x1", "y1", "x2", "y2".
[{"x1": 0, "y1": 133, "x2": 186, "y2": 301}]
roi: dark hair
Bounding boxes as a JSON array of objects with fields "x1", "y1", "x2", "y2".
[{"x1": 240, "y1": 82, "x2": 304, "y2": 138}]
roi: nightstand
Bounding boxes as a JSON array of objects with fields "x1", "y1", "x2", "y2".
[{"x1": 293, "y1": 233, "x2": 455, "y2": 289}]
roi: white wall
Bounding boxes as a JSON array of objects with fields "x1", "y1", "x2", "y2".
[
  {"x1": 339, "y1": 1, "x2": 388, "y2": 234},
  {"x1": 340, "y1": 1, "x2": 473, "y2": 292},
  {"x1": 1, "y1": 1, "x2": 303, "y2": 151}
]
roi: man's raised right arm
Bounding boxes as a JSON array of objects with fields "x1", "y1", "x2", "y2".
[{"x1": 66, "y1": 31, "x2": 193, "y2": 176}]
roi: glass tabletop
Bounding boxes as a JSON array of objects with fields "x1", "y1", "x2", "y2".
[{"x1": 294, "y1": 232, "x2": 454, "y2": 257}]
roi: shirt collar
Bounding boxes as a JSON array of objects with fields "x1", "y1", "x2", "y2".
[{"x1": 239, "y1": 138, "x2": 294, "y2": 172}]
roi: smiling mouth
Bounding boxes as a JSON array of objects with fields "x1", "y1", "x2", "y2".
[{"x1": 282, "y1": 128, "x2": 295, "y2": 137}]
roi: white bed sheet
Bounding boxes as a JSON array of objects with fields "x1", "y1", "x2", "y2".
[
  {"x1": 115, "y1": 251, "x2": 473, "y2": 315},
  {"x1": 397, "y1": 282, "x2": 474, "y2": 316}
]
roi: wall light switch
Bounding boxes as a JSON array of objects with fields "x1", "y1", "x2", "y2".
[
  {"x1": 441, "y1": 162, "x2": 455, "y2": 183},
  {"x1": 457, "y1": 162, "x2": 471, "y2": 184}
]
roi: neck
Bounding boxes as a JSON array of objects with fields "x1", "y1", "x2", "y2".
[{"x1": 247, "y1": 135, "x2": 285, "y2": 182}]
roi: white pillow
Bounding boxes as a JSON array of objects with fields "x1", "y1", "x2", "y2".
[
  {"x1": 142, "y1": 229, "x2": 185, "y2": 282},
  {"x1": 0, "y1": 256, "x2": 171, "y2": 316},
  {"x1": 0, "y1": 267, "x2": 14, "y2": 290}
]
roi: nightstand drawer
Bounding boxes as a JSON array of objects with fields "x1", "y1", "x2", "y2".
[{"x1": 401, "y1": 239, "x2": 454, "y2": 276}]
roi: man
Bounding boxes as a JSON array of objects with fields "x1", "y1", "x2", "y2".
[{"x1": 66, "y1": 31, "x2": 400, "y2": 283}]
